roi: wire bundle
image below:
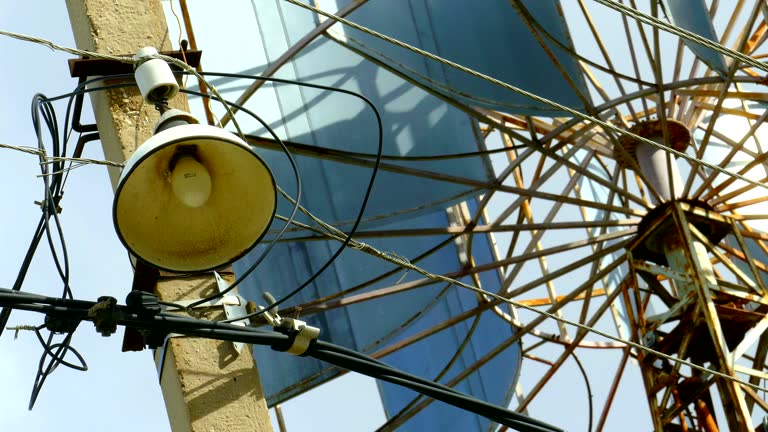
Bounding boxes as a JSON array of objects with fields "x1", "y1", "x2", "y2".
[
  {"x1": 0, "y1": 288, "x2": 563, "y2": 432},
  {"x1": 0, "y1": 71, "x2": 552, "y2": 427},
  {"x1": 179, "y1": 71, "x2": 383, "y2": 322},
  {"x1": 0, "y1": 94, "x2": 90, "y2": 409},
  {"x1": 1, "y1": 1, "x2": 766, "y2": 425},
  {"x1": 3, "y1": 65, "x2": 767, "y2": 428}
]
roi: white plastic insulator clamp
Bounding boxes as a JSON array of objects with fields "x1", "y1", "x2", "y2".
[{"x1": 134, "y1": 47, "x2": 179, "y2": 104}]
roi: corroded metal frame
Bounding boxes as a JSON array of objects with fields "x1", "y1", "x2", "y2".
[{"x1": 173, "y1": 0, "x2": 768, "y2": 430}]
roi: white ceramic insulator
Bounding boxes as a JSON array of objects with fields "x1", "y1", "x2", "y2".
[{"x1": 134, "y1": 47, "x2": 179, "y2": 104}]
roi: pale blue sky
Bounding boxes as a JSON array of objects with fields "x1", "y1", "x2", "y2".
[
  {"x1": 0, "y1": 1, "x2": 755, "y2": 432},
  {"x1": 0, "y1": 1, "x2": 170, "y2": 430},
  {"x1": 0, "y1": 2, "x2": 385, "y2": 431}
]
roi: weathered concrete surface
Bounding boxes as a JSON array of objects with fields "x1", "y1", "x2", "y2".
[{"x1": 66, "y1": 1, "x2": 273, "y2": 430}]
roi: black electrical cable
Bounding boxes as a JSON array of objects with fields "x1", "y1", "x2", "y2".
[
  {"x1": 32, "y1": 93, "x2": 73, "y2": 298},
  {"x1": 184, "y1": 71, "x2": 383, "y2": 320},
  {"x1": 178, "y1": 88, "x2": 302, "y2": 310},
  {"x1": 32, "y1": 95, "x2": 69, "y2": 291},
  {"x1": 44, "y1": 77, "x2": 510, "y2": 164},
  {"x1": 147, "y1": 313, "x2": 559, "y2": 431},
  {"x1": 31, "y1": 96, "x2": 60, "y2": 245},
  {"x1": 29, "y1": 330, "x2": 61, "y2": 409},
  {"x1": 28, "y1": 331, "x2": 86, "y2": 410},
  {"x1": 13, "y1": 78, "x2": 537, "y2": 427},
  {"x1": 38, "y1": 78, "x2": 298, "y2": 310},
  {"x1": 0, "y1": 217, "x2": 47, "y2": 337},
  {"x1": 0, "y1": 288, "x2": 97, "y2": 307},
  {"x1": 43, "y1": 76, "x2": 133, "y2": 191},
  {"x1": 571, "y1": 351, "x2": 593, "y2": 432},
  {"x1": 373, "y1": 308, "x2": 481, "y2": 431},
  {"x1": 311, "y1": 350, "x2": 555, "y2": 432},
  {"x1": 0, "y1": 77, "x2": 130, "y2": 341},
  {"x1": 41, "y1": 81, "x2": 135, "y2": 104},
  {"x1": 0, "y1": 289, "x2": 562, "y2": 431},
  {"x1": 311, "y1": 340, "x2": 512, "y2": 414},
  {"x1": 32, "y1": 326, "x2": 86, "y2": 372},
  {"x1": 158, "y1": 300, "x2": 188, "y2": 310},
  {"x1": 187, "y1": 72, "x2": 383, "y2": 314},
  {"x1": 35, "y1": 73, "x2": 379, "y2": 318},
  {"x1": 275, "y1": 142, "x2": 526, "y2": 161},
  {"x1": 16, "y1": 94, "x2": 89, "y2": 409},
  {"x1": 69, "y1": 77, "x2": 99, "y2": 133},
  {"x1": 0, "y1": 91, "x2": 85, "y2": 339},
  {"x1": 33, "y1": 95, "x2": 72, "y2": 299},
  {"x1": 4, "y1": 76, "x2": 374, "y2": 411},
  {"x1": 56, "y1": 77, "x2": 135, "y2": 190}
]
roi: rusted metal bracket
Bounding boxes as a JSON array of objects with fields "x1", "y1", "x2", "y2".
[
  {"x1": 68, "y1": 49, "x2": 202, "y2": 78},
  {"x1": 170, "y1": 272, "x2": 250, "y2": 354}
]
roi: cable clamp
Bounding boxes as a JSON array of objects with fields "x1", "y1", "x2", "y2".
[
  {"x1": 273, "y1": 317, "x2": 320, "y2": 356},
  {"x1": 251, "y1": 291, "x2": 319, "y2": 355},
  {"x1": 251, "y1": 291, "x2": 283, "y2": 327},
  {"x1": 34, "y1": 198, "x2": 63, "y2": 214},
  {"x1": 44, "y1": 315, "x2": 80, "y2": 334},
  {"x1": 125, "y1": 290, "x2": 162, "y2": 315},
  {"x1": 88, "y1": 296, "x2": 119, "y2": 337}
]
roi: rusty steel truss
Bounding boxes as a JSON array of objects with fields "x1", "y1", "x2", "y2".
[{"x1": 173, "y1": 0, "x2": 768, "y2": 430}]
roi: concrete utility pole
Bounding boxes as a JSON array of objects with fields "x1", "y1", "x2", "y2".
[{"x1": 66, "y1": 1, "x2": 273, "y2": 431}]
